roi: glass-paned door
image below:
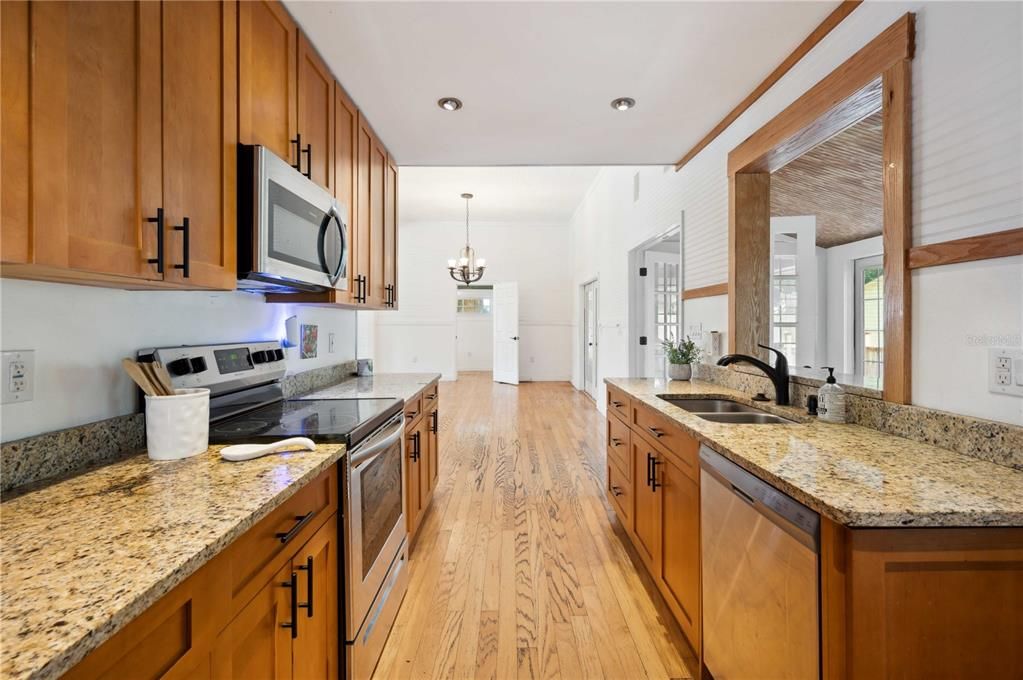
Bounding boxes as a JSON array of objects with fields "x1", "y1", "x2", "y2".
[
  {"x1": 644, "y1": 253, "x2": 681, "y2": 377},
  {"x1": 771, "y1": 234, "x2": 798, "y2": 365},
  {"x1": 855, "y1": 256, "x2": 884, "y2": 383}
]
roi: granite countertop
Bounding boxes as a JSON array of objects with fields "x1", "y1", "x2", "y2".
[
  {"x1": 0, "y1": 443, "x2": 346, "y2": 680},
  {"x1": 297, "y1": 372, "x2": 441, "y2": 403},
  {"x1": 606, "y1": 378, "x2": 1023, "y2": 528}
]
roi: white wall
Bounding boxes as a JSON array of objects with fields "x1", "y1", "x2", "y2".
[
  {"x1": 0, "y1": 279, "x2": 357, "y2": 442},
  {"x1": 570, "y1": 1, "x2": 1023, "y2": 424},
  {"x1": 372, "y1": 220, "x2": 573, "y2": 382}
]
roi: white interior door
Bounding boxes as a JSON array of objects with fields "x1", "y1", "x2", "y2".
[
  {"x1": 583, "y1": 280, "x2": 599, "y2": 398},
  {"x1": 492, "y1": 282, "x2": 520, "y2": 385}
]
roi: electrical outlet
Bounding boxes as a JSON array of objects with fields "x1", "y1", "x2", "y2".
[
  {"x1": 2, "y1": 350, "x2": 35, "y2": 404},
  {"x1": 988, "y1": 348, "x2": 1023, "y2": 397},
  {"x1": 328, "y1": 332, "x2": 336, "y2": 354}
]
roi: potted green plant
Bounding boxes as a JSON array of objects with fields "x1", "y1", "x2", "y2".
[{"x1": 662, "y1": 335, "x2": 703, "y2": 381}]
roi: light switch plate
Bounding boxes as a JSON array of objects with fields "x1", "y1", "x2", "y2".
[
  {"x1": 988, "y1": 348, "x2": 1023, "y2": 397},
  {"x1": 2, "y1": 350, "x2": 35, "y2": 404}
]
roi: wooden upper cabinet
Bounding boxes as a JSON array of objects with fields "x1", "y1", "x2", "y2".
[
  {"x1": 160, "y1": 0, "x2": 237, "y2": 290},
  {"x1": 384, "y1": 154, "x2": 399, "y2": 308},
  {"x1": 238, "y1": 0, "x2": 298, "y2": 165},
  {"x1": 2, "y1": 1, "x2": 162, "y2": 280},
  {"x1": 355, "y1": 115, "x2": 388, "y2": 308},
  {"x1": 331, "y1": 82, "x2": 359, "y2": 305},
  {"x1": 297, "y1": 33, "x2": 334, "y2": 193}
]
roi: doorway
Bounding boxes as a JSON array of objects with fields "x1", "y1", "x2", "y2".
[
  {"x1": 492, "y1": 281, "x2": 520, "y2": 385},
  {"x1": 455, "y1": 286, "x2": 493, "y2": 372},
  {"x1": 582, "y1": 279, "x2": 599, "y2": 400},
  {"x1": 628, "y1": 222, "x2": 683, "y2": 378}
]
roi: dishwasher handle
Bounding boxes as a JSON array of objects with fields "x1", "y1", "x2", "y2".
[{"x1": 699, "y1": 444, "x2": 820, "y2": 552}]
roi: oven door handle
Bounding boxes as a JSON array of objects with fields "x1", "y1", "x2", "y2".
[{"x1": 348, "y1": 417, "x2": 404, "y2": 469}]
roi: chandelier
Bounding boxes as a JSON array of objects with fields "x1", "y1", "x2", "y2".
[{"x1": 447, "y1": 193, "x2": 486, "y2": 284}]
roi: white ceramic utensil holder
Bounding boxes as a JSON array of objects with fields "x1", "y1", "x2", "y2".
[{"x1": 145, "y1": 388, "x2": 210, "y2": 461}]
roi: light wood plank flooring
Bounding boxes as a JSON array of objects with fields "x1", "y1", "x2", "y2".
[{"x1": 372, "y1": 372, "x2": 696, "y2": 680}]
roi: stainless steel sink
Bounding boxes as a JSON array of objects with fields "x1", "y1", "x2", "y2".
[
  {"x1": 657, "y1": 396, "x2": 797, "y2": 424},
  {"x1": 694, "y1": 412, "x2": 796, "y2": 425},
  {"x1": 659, "y1": 397, "x2": 764, "y2": 414}
]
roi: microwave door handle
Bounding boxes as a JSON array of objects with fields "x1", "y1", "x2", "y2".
[
  {"x1": 348, "y1": 419, "x2": 404, "y2": 469},
  {"x1": 318, "y1": 206, "x2": 345, "y2": 287}
]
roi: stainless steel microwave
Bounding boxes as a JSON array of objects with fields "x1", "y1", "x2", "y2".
[{"x1": 238, "y1": 144, "x2": 349, "y2": 294}]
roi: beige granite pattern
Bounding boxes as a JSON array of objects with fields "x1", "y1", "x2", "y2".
[
  {"x1": 0, "y1": 442, "x2": 345, "y2": 680},
  {"x1": 296, "y1": 372, "x2": 442, "y2": 403},
  {"x1": 281, "y1": 359, "x2": 358, "y2": 398},
  {"x1": 1, "y1": 414, "x2": 145, "y2": 494},
  {"x1": 694, "y1": 363, "x2": 1023, "y2": 470},
  {"x1": 606, "y1": 377, "x2": 1023, "y2": 528}
]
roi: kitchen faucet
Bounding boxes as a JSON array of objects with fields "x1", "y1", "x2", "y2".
[{"x1": 716, "y1": 344, "x2": 790, "y2": 406}]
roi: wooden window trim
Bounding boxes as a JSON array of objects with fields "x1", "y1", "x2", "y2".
[
  {"x1": 727, "y1": 13, "x2": 915, "y2": 404},
  {"x1": 681, "y1": 282, "x2": 729, "y2": 300},
  {"x1": 907, "y1": 228, "x2": 1023, "y2": 270}
]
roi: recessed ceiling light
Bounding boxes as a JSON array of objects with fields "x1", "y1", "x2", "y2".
[
  {"x1": 611, "y1": 97, "x2": 636, "y2": 111},
  {"x1": 438, "y1": 97, "x2": 463, "y2": 111}
]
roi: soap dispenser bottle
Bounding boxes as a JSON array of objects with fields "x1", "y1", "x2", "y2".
[{"x1": 817, "y1": 367, "x2": 847, "y2": 424}]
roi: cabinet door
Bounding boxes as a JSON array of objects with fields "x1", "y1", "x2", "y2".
[
  {"x1": 427, "y1": 405, "x2": 439, "y2": 495},
  {"x1": 384, "y1": 153, "x2": 399, "y2": 308},
  {"x1": 211, "y1": 562, "x2": 294, "y2": 680},
  {"x1": 15, "y1": 0, "x2": 162, "y2": 280},
  {"x1": 161, "y1": 0, "x2": 236, "y2": 290},
  {"x1": 658, "y1": 454, "x2": 701, "y2": 649},
  {"x1": 417, "y1": 416, "x2": 432, "y2": 513},
  {"x1": 292, "y1": 514, "x2": 339, "y2": 680},
  {"x1": 356, "y1": 114, "x2": 387, "y2": 307},
  {"x1": 297, "y1": 33, "x2": 334, "y2": 193},
  {"x1": 405, "y1": 423, "x2": 422, "y2": 537},
  {"x1": 631, "y1": 440, "x2": 661, "y2": 572},
  {"x1": 238, "y1": 0, "x2": 297, "y2": 164},
  {"x1": 331, "y1": 82, "x2": 359, "y2": 305}
]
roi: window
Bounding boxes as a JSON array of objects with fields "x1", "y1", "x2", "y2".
[
  {"x1": 456, "y1": 297, "x2": 491, "y2": 314},
  {"x1": 855, "y1": 256, "x2": 884, "y2": 382},
  {"x1": 771, "y1": 234, "x2": 798, "y2": 365}
]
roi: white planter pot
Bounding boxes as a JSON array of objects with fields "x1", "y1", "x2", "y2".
[{"x1": 667, "y1": 363, "x2": 692, "y2": 381}]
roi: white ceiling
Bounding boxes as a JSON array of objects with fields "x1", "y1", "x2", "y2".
[
  {"x1": 285, "y1": 1, "x2": 839, "y2": 166},
  {"x1": 398, "y1": 166, "x2": 600, "y2": 223}
]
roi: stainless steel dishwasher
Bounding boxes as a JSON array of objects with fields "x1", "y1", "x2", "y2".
[{"x1": 699, "y1": 445, "x2": 821, "y2": 680}]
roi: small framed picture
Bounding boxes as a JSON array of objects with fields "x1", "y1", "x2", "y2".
[{"x1": 300, "y1": 324, "x2": 318, "y2": 359}]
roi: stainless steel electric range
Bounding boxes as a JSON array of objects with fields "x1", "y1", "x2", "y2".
[{"x1": 138, "y1": 340, "x2": 409, "y2": 680}]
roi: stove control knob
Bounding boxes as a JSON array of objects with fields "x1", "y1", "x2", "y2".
[
  {"x1": 167, "y1": 358, "x2": 193, "y2": 376},
  {"x1": 189, "y1": 357, "x2": 208, "y2": 374},
  {"x1": 273, "y1": 349, "x2": 285, "y2": 362},
  {"x1": 251, "y1": 350, "x2": 268, "y2": 364}
]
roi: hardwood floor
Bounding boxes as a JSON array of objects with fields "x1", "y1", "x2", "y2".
[{"x1": 373, "y1": 372, "x2": 697, "y2": 680}]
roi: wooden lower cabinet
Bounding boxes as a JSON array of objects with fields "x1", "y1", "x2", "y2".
[
  {"x1": 607, "y1": 389, "x2": 1023, "y2": 677},
  {"x1": 66, "y1": 468, "x2": 339, "y2": 680},
  {"x1": 404, "y1": 382, "x2": 441, "y2": 548}
]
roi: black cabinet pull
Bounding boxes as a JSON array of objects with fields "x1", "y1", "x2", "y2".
[
  {"x1": 173, "y1": 217, "x2": 190, "y2": 278},
  {"x1": 611, "y1": 400, "x2": 623, "y2": 408},
  {"x1": 610, "y1": 485, "x2": 623, "y2": 497},
  {"x1": 302, "y1": 143, "x2": 312, "y2": 179},
  {"x1": 646, "y1": 426, "x2": 664, "y2": 439},
  {"x1": 410, "y1": 431, "x2": 421, "y2": 462},
  {"x1": 355, "y1": 274, "x2": 367, "y2": 303},
  {"x1": 297, "y1": 555, "x2": 313, "y2": 618},
  {"x1": 610, "y1": 437, "x2": 623, "y2": 447},
  {"x1": 431, "y1": 410, "x2": 438, "y2": 434},
  {"x1": 646, "y1": 453, "x2": 653, "y2": 488},
  {"x1": 275, "y1": 511, "x2": 316, "y2": 545},
  {"x1": 145, "y1": 208, "x2": 164, "y2": 274},
  {"x1": 291, "y1": 133, "x2": 303, "y2": 172},
  {"x1": 651, "y1": 457, "x2": 662, "y2": 491},
  {"x1": 281, "y1": 571, "x2": 298, "y2": 639}
]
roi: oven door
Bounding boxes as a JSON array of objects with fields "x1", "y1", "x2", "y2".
[
  {"x1": 344, "y1": 413, "x2": 406, "y2": 639},
  {"x1": 254, "y1": 145, "x2": 349, "y2": 291}
]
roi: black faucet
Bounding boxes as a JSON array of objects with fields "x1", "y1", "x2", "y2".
[{"x1": 717, "y1": 344, "x2": 790, "y2": 406}]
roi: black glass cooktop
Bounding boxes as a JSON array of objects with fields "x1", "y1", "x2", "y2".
[{"x1": 209, "y1": 398, "x2": 402, "y2": 445}]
